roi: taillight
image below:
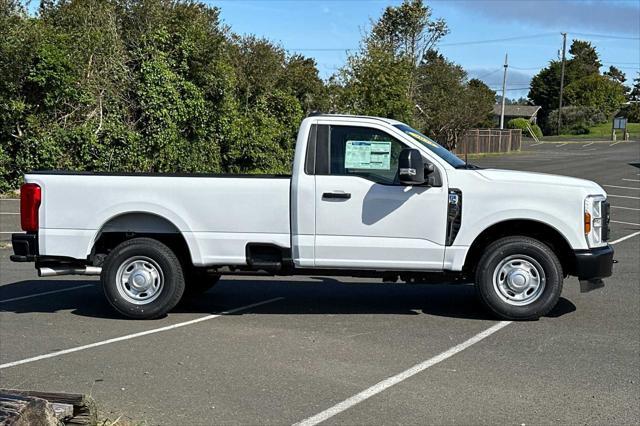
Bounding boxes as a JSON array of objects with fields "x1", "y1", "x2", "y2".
[{"x1": 20, "y1": 183, "x2": 41, "y2": 232}]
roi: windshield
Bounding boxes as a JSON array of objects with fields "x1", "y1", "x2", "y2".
[{"x1": 394, "y1": 124, "x2": 466, "y2": 168}]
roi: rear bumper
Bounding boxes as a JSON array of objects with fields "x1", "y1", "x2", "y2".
[
  {"x1": 10, "y1": 233, "x2": 38, "y2": 262},
  {"x1": 574, "y1": 245, "x2": 614, "y2": 280}
]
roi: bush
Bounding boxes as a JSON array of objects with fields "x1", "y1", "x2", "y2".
[
  {"x1": 546, "y1": 106, "x2": 607, "y2": 134},
  {"x1": 507, "y1": 117, "x2": 543, "y2": 139},
  {"x1": 620, "y1": 103, "x2": 640, "y2": 123},
  {"x1": 569, "y1": 124, "x2": 590, "y2": 135}
]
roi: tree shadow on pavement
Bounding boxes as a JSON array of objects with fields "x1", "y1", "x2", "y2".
[{"x1": 0, "y1": 277, "x2": 575, "y2": 321}]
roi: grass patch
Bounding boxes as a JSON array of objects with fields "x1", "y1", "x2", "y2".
[{"x1": 544, "y1": 122, "x2": 640, "y2": 141}]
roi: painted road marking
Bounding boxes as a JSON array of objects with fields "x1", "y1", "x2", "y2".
[
  {"x1": 556, "y1": 143, "x2": 568, "y2": 147},
  {"x1": 610, "y1": 231, "x2": 640, "y2": 245},
  {"x1": 582, "y1": 142, "x2": 595, "y2": 147},
  {"x1": 608, "y1": 194, "x2": 640, "y2": 200},
  {"x1": 603, "y1": 185, "x2": 640, "y2": 191},
  {"x1": 0, "y1": 199, "x2": 19, "y2": 201},
  {"x1": 293, "y1": 321, "x2": 512, "y2": 426},
  {"x1": 610, "y1": 141, "x2": 623, "y2": 146},
  {"x1": 0, "y1": 212, "x2": 19, "y2": 215},
  {"x1": 294, "y1": 229, "x2": 640, "y2": 426},
  {"x1": 0, "y1": 231, "x2": 21, "y2": 234},
  {"x1": 530, "y1": 142, "x2": 544, "y2": 146},
  {"x1": 611, "y1": 206, "x2": 640, "y2": 211},
  {"x1": 0, "y1": 284, "x2": 94, "y2": 304},
  {"x1": 611, "y1": 220, "x2": 640, "y2": 226},
  {"x1": 0, "y1": 297, "x2": 283, "y2": 370},
  {"x1": 622, "y1": 178, "x2": 640, "y2": 183}
]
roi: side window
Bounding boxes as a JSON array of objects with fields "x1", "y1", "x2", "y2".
[{"x1": 328, "y1": 125, "x2": 406, "y2": 185}]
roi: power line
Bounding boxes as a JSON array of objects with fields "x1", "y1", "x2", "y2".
[
  {"x1": 289, "y1": 32, "x2": 561, "y2": 52},
  {"x1": 474, "y1": 68, "x2": 503, "y2": 79},
  {"x1": 571, "y1": 32, "x2": 640, "y2": 40},
  {"x1": 440, "y1": 33, "x2": 557, "y2": 47}
]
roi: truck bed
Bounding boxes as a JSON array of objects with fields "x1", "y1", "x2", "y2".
[{"x1": 25, "y1": 171, "x2": 292, "y2": 266}]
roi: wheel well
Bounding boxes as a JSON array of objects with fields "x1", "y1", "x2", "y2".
[
  {"x1": 463, "y1": 220, "x2": 575, "y2": 277},
  {"x1": 91, "y1": 213, "x2": 192, "y2": 267}
]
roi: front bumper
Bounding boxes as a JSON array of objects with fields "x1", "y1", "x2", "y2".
[
  {"x1": 574, "y1": 245, "x2": 614, "y2": 280},
  {"x1": 10, "y1": 233, "x2": 38, "y2": 262}
]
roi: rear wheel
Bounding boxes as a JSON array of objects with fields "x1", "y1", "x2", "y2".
[
  {"x1": 475, "y1": 236, "x2": 563, "y2": 320},
  {"x1": 101, "y1": 238, "x2": 185, "y2": 319}
]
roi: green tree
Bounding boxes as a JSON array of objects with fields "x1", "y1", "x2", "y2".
[
  {"x1": 564, "y1": 74, "x2": 626, "y2": 118},
  {"x1": 414, "y1": 51, "x2": 494, "y2": 148},
  {"x1": 1, "y1": 0, "x2": 325, "y2": 190},
  {"x1": 604, "y1": 66, "x2": 626, "y2": 84},
  {"x1": 529, "y1": 39, "x2": 625, "y2": 132},
  {"x1": 280, "y1": 54, "x2": 328, "y2": 114}
]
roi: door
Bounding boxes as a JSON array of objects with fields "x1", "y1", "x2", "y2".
[{"x1": 314, "y1": 124, "x2": 448, "y2": 270}]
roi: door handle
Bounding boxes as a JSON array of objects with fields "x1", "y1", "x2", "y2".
[{"x1": 323, "y1": 191, "x2": 351, "y2": 200}]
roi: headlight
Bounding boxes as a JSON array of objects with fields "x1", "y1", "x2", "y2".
[{"x1": 584, "y1": 195, "x2": 608, "y2": 248}]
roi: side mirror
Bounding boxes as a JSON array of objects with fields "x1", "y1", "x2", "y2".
[{"x1": 398, "y1": 148, "x2": 425, "y2": 185}]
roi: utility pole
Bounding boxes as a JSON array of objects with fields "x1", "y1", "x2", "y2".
[
  {"x1": 499, "y1": 53, "x2": 508, "y2": 129},
  {"x1": 558, "y1": 32, "x2": 567, "y2": 135}
]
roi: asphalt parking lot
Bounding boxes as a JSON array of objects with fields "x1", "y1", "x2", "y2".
[{"x1": 1, "y1": 140, "x2": 639, "y2": 425}]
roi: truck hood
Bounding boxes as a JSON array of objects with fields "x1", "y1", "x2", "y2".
[{"x1": 475, "y1": 169, "x2": 605, "y2": 194}]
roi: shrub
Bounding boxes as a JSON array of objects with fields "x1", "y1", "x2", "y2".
[
  {"x1": 569, "y1": 124, "x2": 590, "y2": 135},
  {"x1": 546, "y1": 106, "x2": 607, "y2": 134},
  {"x1": 507, "y1": 117, "x2": 543, "y2": 139},
  {"x1": 620, "y1": 103, "x2": 640, "y2": 123}
]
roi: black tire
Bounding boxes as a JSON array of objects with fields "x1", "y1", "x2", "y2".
[
  {"x1": 475, "y1": 236, "x2": 563, "y2": 320},
  {"x1": 101, "y1": 238, "x2": 185, "y2": 319},
  {"x1": 183, "y1": 268, "x2": 221, "y2": 297}
]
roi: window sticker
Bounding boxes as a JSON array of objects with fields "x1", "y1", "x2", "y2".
[{"x1": 344, "y1": 140, "x2": 392, "y2": 170}]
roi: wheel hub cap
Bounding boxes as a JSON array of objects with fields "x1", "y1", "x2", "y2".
[
  {"x1": 492, "y1": 255, "x2": 546, "y2": 306},
  {"x1": 130, "y1": 269, "x2": 152, "y2": 291},
  {"x1": 506, "y1": 270, "x2": 529, "y2": 292},
  {"x1": 115, "y1": 256, "x2": 165, "y2": 305}
]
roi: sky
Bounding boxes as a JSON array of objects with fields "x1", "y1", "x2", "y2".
[{"x1": 205, "y1": 0, "x2": 640, "y2": 99}]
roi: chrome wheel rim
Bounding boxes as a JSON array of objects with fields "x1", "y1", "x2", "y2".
[
  {"x1": 492, "y1": 255, "x2": 546, "y2": 306},
  {"x1": 115, "y1": 256, "x2": 164, "y2": 305}
]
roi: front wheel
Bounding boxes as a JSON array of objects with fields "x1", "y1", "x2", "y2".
[
  {"x1": 475, "y1": 236, "x2": 563, "y2": 320},
  {"x1": 101, "y1": 238, "x2": 185, "y2": 319}
]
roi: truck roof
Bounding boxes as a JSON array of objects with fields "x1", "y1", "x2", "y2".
[{"x1": 306, "y1": 113, "x2": 404, "y2": 126}]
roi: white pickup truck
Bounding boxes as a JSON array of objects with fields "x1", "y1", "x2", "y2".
[{"x1": 11, "y1": 114, "x2": 614, "y2": 320}]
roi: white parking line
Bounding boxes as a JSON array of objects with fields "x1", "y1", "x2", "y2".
[
  {"x1": 608, "y1": 194, "x2": 640, "y2": 200},
  {"x1": 0, "y1": 212, "x2": 19, "y2": 215},
  {"x1": 0, "y1": 231, "x2": 21, "y2": 234},
  {"x1": 556, "y1": 143, "x2": 568, "y2": 147},
  {"x1": 611, "y1": 220, "x2": 640, "y2": 226},
  {"x1": 0, "y1": 297, "x2": 283, "y2": 370},
  {"x1": 0, "y1": 199, "x2": 19, "y2": 201},
  {"x1": 582, "y1": 142, "x2": 595, "y2": 147},
  {"x1": 530, "y1": 142, "x2": 543, "y2": 146},
  {"x1": 293, "y1": 321, "x2": 512, "y2": 426},
  {"x1": 609, "y1": 141, "x2": 623, "y2": 146},
  {"x1": 0, "y1": 284, "x2": 94, "y2": 304},
  {"x1": 604, "y1": 185, "x2": 640, "y2": 191},
  {"x1": 611, "y1": 206, "x2": 640, "y2": 211},
  {"x1": 295, "y1": 228, "x2": 640, "y2": 426},
  {"x1": 610, "y1": 230, "x2": 640, "y2": 245},
  {"x1": 622, "y1": 178, "x2": 640, "y2": 183}
]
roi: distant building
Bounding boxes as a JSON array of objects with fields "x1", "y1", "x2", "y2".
[{"x1": 493, "y1": 104, "x2": 541, "y2": 125}]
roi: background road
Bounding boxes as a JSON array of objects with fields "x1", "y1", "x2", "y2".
[{"x1": 1, "y1": 140, "x2": 638, "y2": 425}]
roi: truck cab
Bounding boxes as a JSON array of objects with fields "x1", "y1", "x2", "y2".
[{"x1": 11, "y1": 114, "x2": 614, "y2": 320}]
